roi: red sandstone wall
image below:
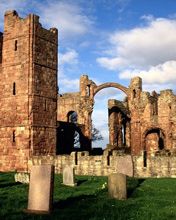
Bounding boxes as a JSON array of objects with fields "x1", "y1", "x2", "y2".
[
  {"x1": 0, "y1": 11, "x2": 58, "y2": 171},
  {"x1": 31, "y1": 20, "x2": 58, "y2": 155},
  {"x1": 0, "y1": 32, "x2": 2, "y2": 64},
  {"x1": 0, "y1": 11, "x2": 33, "y2": 171}
]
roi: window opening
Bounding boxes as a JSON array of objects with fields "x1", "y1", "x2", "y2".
[
  {"x1": 86, "y1": 85, "x2": 90, "y2": 96},
  {"x1": 67, "y1": 111, "x2": 78, "y2": 123},
  {"x1": 14, "y1": 40, "x2": 18, "y2": 51},
  {"x1": 44, "y1": 100, "x2": 47, "y2": 111},
  {"x1": 133, "y1": 89, "x2": 136, "y2": 98},
  {"x1": 143, "y1": 150, "x2": 147, "y2": 167},
  {"x1": 13, "y1": 82, "x2": 16, "y2": 95},
  {"x1": 12, "y1": 130, "x2": 16, "y2": 143}
]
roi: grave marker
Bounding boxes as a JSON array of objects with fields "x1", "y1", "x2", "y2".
[
  {"x1": 26, "y1": 165, "x2": 54, "y2": 214},
  {"x1": 62, "y1": 165, "x2": 77, "y2": 187},
  {"x1": 108, "y1": 173, "x2": 127, "y2": 200}
]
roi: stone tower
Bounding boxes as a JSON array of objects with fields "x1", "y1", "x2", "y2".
[{"x1": 0, "y1": 11, "x2": 58, "y2": 171}]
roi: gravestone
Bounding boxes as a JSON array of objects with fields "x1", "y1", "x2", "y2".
[
  {"x1": 115, "y1": 155, "x2": 133, "y2": 177},
  {"x1": 62, "y1": 165, "x2": 77, "y2": 186},
  {"x1": 14, "y1": 172, "x2": 30, "y2": 184},
  {"x1": 108, "y1": 173, "x2": 127, "y2": 200},
  {"x1": 26, "y1": 165, "x2": 54, "y2": 214}
]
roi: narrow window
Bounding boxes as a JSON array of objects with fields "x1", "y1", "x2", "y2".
[
  {"x1": 143, "y1": 150, "x2": 147, "y2": 167},
  {"x1": 12, "y1": 130, "x2": 16, "y2": 143},
  {"x1": 133, "y1": 89, "x2": 136, "y2": 98},
  {"x1": 86, "y1": 85, "x2": 90, "y2": 96},
  {"x1": 14, "y1": 40, "x2": 18, "y2": 51},
  {"x1": 13, "y1": 82, "x2": 16, "y2": 95},
  {"x1": 44, "y1": 100, "x2": 47, "y2": 111}
]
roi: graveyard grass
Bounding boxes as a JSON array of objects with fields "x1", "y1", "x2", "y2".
[{"x1": 1, "y1": 173, "x2": 176, "y2": 220}]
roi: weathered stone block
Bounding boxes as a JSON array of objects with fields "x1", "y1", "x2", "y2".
[
  {"x1": 27, "y1": 165, "x2": 54, "y2": 213},
  {"x1": 108, "y1": 173, "x2": 127, "y2": 200}
]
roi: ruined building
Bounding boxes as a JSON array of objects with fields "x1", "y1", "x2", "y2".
[
  {"x1": 0, "y1": 11, "x2": 58, "y2": 171},
  {"x1": 0, "y1": 11, "x2": 176, "y2": 177}
]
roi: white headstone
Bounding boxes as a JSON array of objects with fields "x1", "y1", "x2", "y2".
[
  {"x1": 27, "y1": 165, "x2": 54, "y2": 213},
  {"x1": 62, "y1": 165, "x2": 77, "y2": 187}
]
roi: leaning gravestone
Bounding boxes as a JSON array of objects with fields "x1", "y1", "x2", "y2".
[
  {"x1": 108, "y1": 173, "x2": 127, "y2": 200},
  {"x1": 26, "y1": 165, "x2": 54, "y2": 214},
  {"x1": 62, "y1": 165, "x2": 77, "y2": 186}
]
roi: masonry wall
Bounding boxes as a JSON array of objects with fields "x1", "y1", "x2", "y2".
[
  {"x1": 28, "y1": 153, "x2": 176, "y2": 178},
  {"x1": 0, "y1": 11, "x2": 33, "y2": 171},
  {"x1": 58, "y1": 93, "x2": 81, "y2": 122},
  {"x1": 31, "y1": 17, "x2": 58, "y2": 155},
  {"x1": 0, "y1": 32, "x2": 2, "y2": 64},
  {"x1": 128, "y1": 77, "x2": 176, "y2": 158},
  {"x1": 0, "y1": 11, "x2": 58, "y2": 171},
  {"x1": 28, "y1": 151, "x2": 133, "y2": 176}
]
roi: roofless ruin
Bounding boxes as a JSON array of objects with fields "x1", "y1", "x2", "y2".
[{"x1": 0, "y1": 11, "x2": 176, "y2": 177}]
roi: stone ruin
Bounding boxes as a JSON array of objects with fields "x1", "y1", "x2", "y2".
[{"x1": 0, "y1": 11, "x2": 176, "y2": 178}]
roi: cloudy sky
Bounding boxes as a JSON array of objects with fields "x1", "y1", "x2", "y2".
[{"x1": 0, "y1": 0, "x2": 176, "y2": 147}]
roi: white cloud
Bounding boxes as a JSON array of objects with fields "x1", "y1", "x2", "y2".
[
  {"x1": 59, "y1": 49, "x2": 78, "y2": 65},
  {"x1": 39, "y1": 1, "x2": 93, "y2": 40},
  {"x1": 97, "y1": 57, "x2": 127, "y2": 70},
  {"x1": 119, "y1": 60, "x2": 176, "y2": 84},
  {"x1": 97, "y1": 17, "x2": 176, "y2": 86},
  {"x1": 58, "y1": 48, "x2": 80, "y2": 92},
  {"x1": 0, "y1": 0, "x2": 29, "y2": 30},
  {"x1": 59, "y1": 77, "x2": 79, "y2": 92},
  {"x1": 0, "y1": 1, "x2": 94, "y2": 40}
]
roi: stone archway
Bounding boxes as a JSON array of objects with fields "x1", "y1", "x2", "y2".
[
  {"x1": 143, "y1": 128, "x2": 165, "y2": 167},
  {"x1": 89, "y1": 83, "x2": 130, "y2": 149},
  {"x1": 93, "y1": 82, "x2": 129, "y2": 97}
]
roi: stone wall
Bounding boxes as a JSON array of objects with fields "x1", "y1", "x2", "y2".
[
  {"x1": 0, "y1": 11, "x2": 33, "y2": 171},
  {"x1": 0, "y1": 11, "x2": 57, "y2": 171},
  {"x1": 133, "y1": 155, "x2": 176, "y2": 177},
  {"x1": 31, "y1": 15, "x2": 58, "y2": 155},
  {"x1": 28, "y1": 153, "x2": 176, "y2": 178},
  {"x1": 28, "y1": 151, "x2": 133, "y2": 176},
  {"x1": 0, "y1": 32, "x2": 2, "y2": 64}
]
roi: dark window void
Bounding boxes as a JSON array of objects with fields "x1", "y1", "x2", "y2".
[
  {"x1": 133, "y1": 89, "x2": 136, "y2": 98},
  {"x1": 13, "y1": 82, "x2": 16, "y2": 95},
  {"x1": 67, "y1": 111, "x2": 78, "y2": 123},
  {"x1": 15, "y1": 40, "x2": 18, "y2": 51},
  {"x1": 44, "y1": 100, "x2": 47, "y2": 111},
  {"x1": 143, "y1": 150, "x2": 147, "y2": 167},
  {"x1": 159, "y1": 137, "x2": 164, "y2": 150},
  {"x1": 12, "y1": 131, "x2": 15, "y2": 143}
]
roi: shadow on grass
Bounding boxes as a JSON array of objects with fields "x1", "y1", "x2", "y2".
[
  {"x1": 76, "y1": 179, "x2": 87, "y2": 186},
  {"x1": 54, "y1": 194, "x2": 95, "y2": 210},
  {"x1": 127, "y1": 178, "x2": 145, "y2": 198},
  {"x1": 0, "y1": 182, "x2": 22, "y2": 188}
]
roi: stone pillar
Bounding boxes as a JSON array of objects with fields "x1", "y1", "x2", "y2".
[
  {"x1": 125, "y1": 121, "x2": 130, "y2": 147},
  {"x1": 108, "y1": 173, "x2": 127, "y2": 200}
]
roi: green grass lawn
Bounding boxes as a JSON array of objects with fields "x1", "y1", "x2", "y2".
[{"x1": 1, "y1": 172, "x2": 176, "y2": 220}]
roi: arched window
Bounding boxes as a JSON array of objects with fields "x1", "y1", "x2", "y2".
[
  {"x1": 67, "y1": 111, "x2": 78, "y2": 124},
  {"x1": 143, "y1": 128, "x2": 165, "y2": 167}
]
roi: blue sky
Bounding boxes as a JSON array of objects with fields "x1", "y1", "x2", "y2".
[{"x1": 0, "y1": 0, "x2": 176, "y2": 148}]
